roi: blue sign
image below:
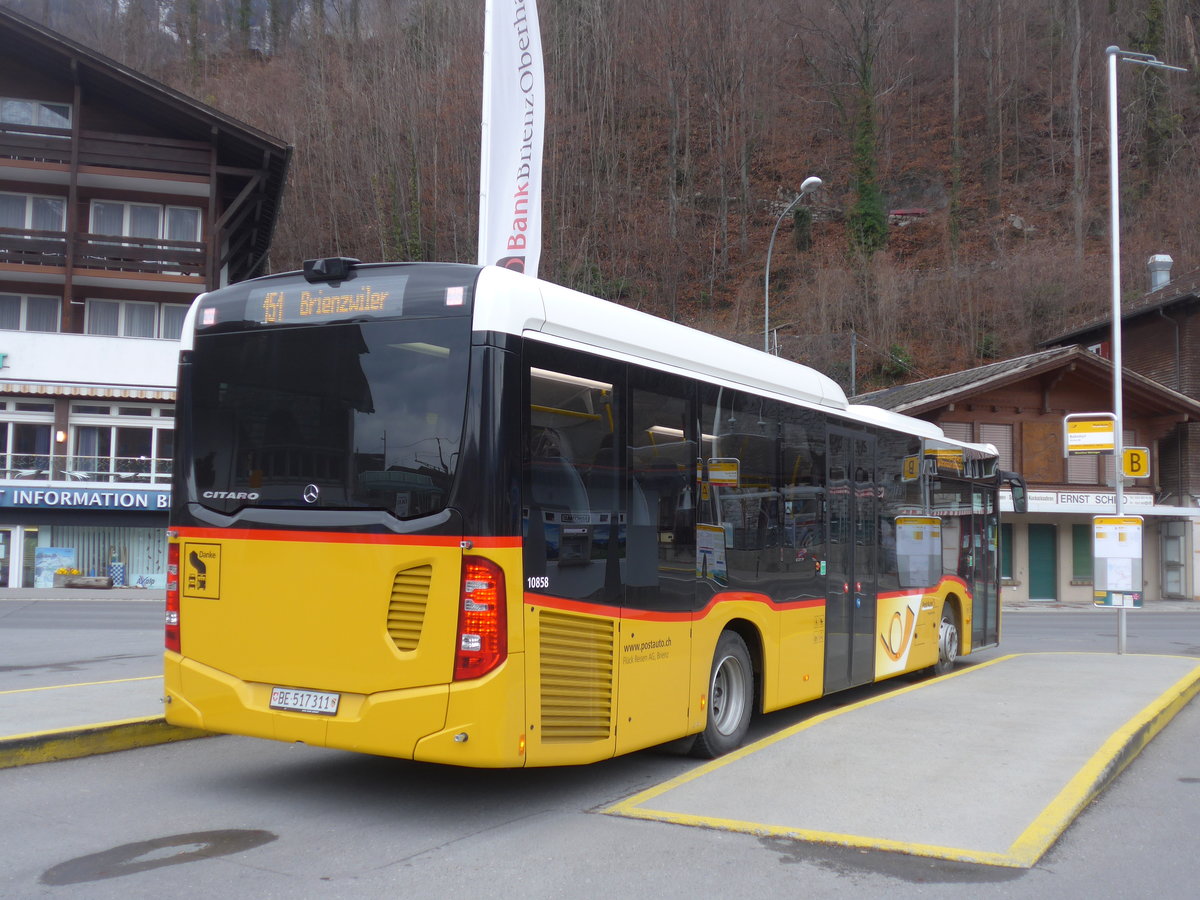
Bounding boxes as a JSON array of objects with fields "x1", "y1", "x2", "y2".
[{"x1": 0, "y1": 487, "x2": 169, "y2": 510}]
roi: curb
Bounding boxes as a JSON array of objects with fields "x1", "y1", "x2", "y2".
[
  {"x1": 1002, "y1": 602, "x2": 1200, "y2": 612},
  {"x1": 1006, "y1": 658, "x2": 1200, "y2": 867},
  {"x1": 0, "y1": 717, "x2": 211, "y2": 769}
]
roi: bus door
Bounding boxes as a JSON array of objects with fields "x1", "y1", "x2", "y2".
[
  {"x1": 825, "y1": 427, "x2": 878, "y2": 693},
  {"x1": 966, "y1": 484, "x2": 999, "y2": 648},
  {"x1": 615, "y1": 376, "x2": 696, "y2": 754}
]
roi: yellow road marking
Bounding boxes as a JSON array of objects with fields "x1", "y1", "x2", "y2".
[{"x1": 0, "y1": 675, "x2": 160, "y2": 696}]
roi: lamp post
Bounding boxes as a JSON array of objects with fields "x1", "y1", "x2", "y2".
[
  {"x1": 1106, "y1": 46, "x2": 1184, "y2": 653},
  {"x1": 764, "y1": 176, "x2": 822, "y2": 353}
]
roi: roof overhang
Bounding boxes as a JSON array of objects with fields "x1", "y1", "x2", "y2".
[
  {"x1": 859, "y1": 346, "x2": 1200, "y2": 421},
  {"x1": 0, "y1": 381, "x2": 174, "y2": 401}
]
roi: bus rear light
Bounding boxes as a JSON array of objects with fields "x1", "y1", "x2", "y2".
[
  {"x1": 454, "y1": 558, "x2": 506, "y2": 680},
  {"x1": 165, "y1": 542, "x2": 181, "y2": 653}
]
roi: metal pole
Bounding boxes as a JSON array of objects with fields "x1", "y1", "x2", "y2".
[
  {"x1": 765, "y1": 195, "x2": 801, "y2": 353},
  {"x1": 1106, "y1": 46, "x2": 1185, "y2": 653},
  {"x1": 1107, "y1": 47, "x2": 1127, "y2": 654},
  {"x1": 850, "y1": 330, "x2": 857, "y2": 396},
  {"x1": 764, "y1": 177, "x2": 822, "y2": 354}
]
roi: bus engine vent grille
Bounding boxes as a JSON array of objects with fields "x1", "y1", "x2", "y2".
[
  {"x1": 387, "y1": 565, "x2": 432, "y2": 651},
  {"x1": 538, "y1": 609, "x2": 614, "y2": 742}
]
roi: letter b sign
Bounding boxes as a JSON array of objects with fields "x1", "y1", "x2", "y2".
[{"x1": 1122, "y1": 447, "x2": 1150, "y2": 479}]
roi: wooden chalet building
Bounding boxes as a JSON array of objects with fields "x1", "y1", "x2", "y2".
[
  {"x1": 1041, "y1": 255, "x2": 1200, "y2": 509},
  {"x1": 0, "y1": 7, "x2": 289, "y2": 588},
  {"x1": 856, "y1": 346, "x2": 1200, "y2": 604}
]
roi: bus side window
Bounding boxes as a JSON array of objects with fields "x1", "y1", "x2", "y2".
[
  {"x1": 629, "y1": 377, "x2": 695, "y2": 611},
  {"x1": 524, "y1": 357, "x2": 621, "y2": 603},
  {"x1": 779, "y1": 404, "x2": 825, "y2": 602},
  {"x1": 873, "y1": 433, "x2": 920, "y2": 594},
  {"x1": 702, "y1": 389, "x2": 780, "y2": 586}
]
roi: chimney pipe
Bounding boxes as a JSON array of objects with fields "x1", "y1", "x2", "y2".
[{"x1": 1148, "y1": 254, "x2": 1173, "y2": 292}]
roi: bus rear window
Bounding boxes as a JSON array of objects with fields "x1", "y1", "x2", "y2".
[{"x1": 189, "y1": 316, "x2": 471, "y2": 518}]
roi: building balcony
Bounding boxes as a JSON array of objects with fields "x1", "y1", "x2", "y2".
[
  {"x1": 2, "y1": 453, "x2": 172, "y2": 486},
  {"x1": 1, "y1": 122, "x2": 211, "y2": 177},
  {"x1": 0, "y1": 225, "x2": 205, "y2": 281}
]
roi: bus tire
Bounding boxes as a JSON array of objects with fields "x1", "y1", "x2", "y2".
[
  {"x1": 934, "y1": 603, "x2": 960, "y2": 676},
  {"x1": 692, "y1": 630, "x2": 753, "y2": 758}
]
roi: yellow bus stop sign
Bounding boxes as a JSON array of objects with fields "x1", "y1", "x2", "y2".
[
  {"x1": 1122, "y1": 446, "x2": 1150, "y2": 479},
  {"x1": 1064, "y1": 415, "x2": 1115, "y2": 455}
]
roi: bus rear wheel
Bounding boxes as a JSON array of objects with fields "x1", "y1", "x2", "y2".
[
  {"x1": 692, "y1": 631, "x2": 753, "y2": 758},
  {"x1": 934, "y1": 604, "x2": 960, "y2": 676}
]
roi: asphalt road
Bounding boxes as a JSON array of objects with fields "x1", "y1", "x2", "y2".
[
  {"x1": 1, "y1": 601, "x2": 1198, "y2": 897},
  {"x1": 978, "y1": 608, "x2": 1200, "y2": 658},
  {"x1": 0, "y1": 599, "x2": 162, "y2": 691}
]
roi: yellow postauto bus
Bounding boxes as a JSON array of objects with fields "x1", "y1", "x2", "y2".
[{"x1": 164, "y1": 259, "x2": 1026, "y2": 767}]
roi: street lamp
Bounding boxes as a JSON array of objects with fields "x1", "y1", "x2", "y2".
[
  {"x1": 764, "y1": 176, "x2": 822, "y2": 353},
  {"x1": 1106, "y1": 46, "x2": 1185, "y2": 652}
]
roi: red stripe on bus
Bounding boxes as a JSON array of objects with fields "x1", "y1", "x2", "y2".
[
  {"x1": 877, "y1": 575, "x2": 971, "y2": 601},
  {"x1": 525, "y1": 591, "x2": 825, "y2": 623},
  {"x1": 172, "y1": 526, "x2": 520, "y2": 548}
]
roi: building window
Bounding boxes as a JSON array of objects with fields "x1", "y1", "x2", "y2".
[
  {"x1": 0, "y1": 192, "x2": 66, "y2": 231},
  {"x1": 68, "y1": 406, "x2": 174, "y2": 483},
  {"x1": 71, "y1": 403, "x2": 174, "y2": 418},
  {"x1": 1000, "y1": 523, "x2": 1014, "y2": 581},
  {"x1": 165, "y1": 207, "x2": 201, "y2": 242},
  {"x1": 0, "y1": 293, "x2": 59, "y2": 332},
  {"x1": 1071, "y1": 524, "x2": 1094, "y2": 582},
  {"x1": 0, "y1": 420, "x2": 53, "y2": 477},
  {"x1": 1066, "y1": 454, "x2": 1098, "y2": 484},
  {"x1": 979, "y1": 423, "x2": 1014, "y2": 470},
  {"x1": 89, "y1": 201, "x2": 201, "y2": 243},
  {"x1": 941, "y1": 422, "x2": 972, "y2": 442},
  {"x1": 160, "y1": 304, "x2": 190, "y2": 339},
  {"x1": 85, "y1": 299, "x2": 188, "y2": 339},
  {"x1": 86, "y1": 299, "x2": 153, "y2": 338},
  {"x1": 0, "y1": 97, "x2": 71, "y2": 129}
]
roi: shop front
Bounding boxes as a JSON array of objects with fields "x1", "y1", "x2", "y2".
[
  {"x1": 1000, "y1": 487, "x2": 1198, "y2": 604},
  {"x1": 0, "y1": 485, "x2": 168, "y2": 589}
]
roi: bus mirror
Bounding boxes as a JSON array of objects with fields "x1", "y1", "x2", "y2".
[{"x1": 1001, "y1": 471, "x2": 1028, "y2": 514}]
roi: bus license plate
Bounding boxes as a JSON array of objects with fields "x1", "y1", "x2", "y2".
[{"x1": 269, "y1": 686, "x2": 340, "y2": 716}]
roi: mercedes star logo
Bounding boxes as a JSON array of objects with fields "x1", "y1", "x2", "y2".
[{"x1": 302, "y1": 484, "x2": 320, "y2": 504}]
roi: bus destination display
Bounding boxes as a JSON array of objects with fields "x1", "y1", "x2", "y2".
[
  {"x1": 251, "y1": 281, "x2": 403, "y2": 324},
  {"x1": 196, "y1": 275, "x2": 413, "y2": 329}
]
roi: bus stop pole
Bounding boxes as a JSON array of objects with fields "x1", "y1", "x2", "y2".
[
  {"x1": 1107, "y1": 47, "x2": 1185, "y2": 653},
  {"x1": 1107, "y1": 47, "x2": 1126, "y2": 655}
]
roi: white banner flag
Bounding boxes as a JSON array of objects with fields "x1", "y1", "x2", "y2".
[{"x1": 477, "y1": 0, "x2": 544, "y2": 278}]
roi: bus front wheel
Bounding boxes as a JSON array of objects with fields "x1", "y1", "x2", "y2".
[
  {"x1": 934, "y1": 604, "x2": 960, "y2": 676},
  {"x1": 692, "y1": 631, "x2": 753, "y2": 758}
]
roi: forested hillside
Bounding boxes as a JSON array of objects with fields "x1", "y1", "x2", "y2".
[{"x1": 9, "y1": 0, "x2": 1200, "y2": 391}]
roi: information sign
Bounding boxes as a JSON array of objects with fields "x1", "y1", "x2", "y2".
[
  {"x1": 1092, "y1": 516, "x2": 1143, "y2": 608},
  {"x1": 1064, "y1": 413, "x2": 1116, "y2": 456}
]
